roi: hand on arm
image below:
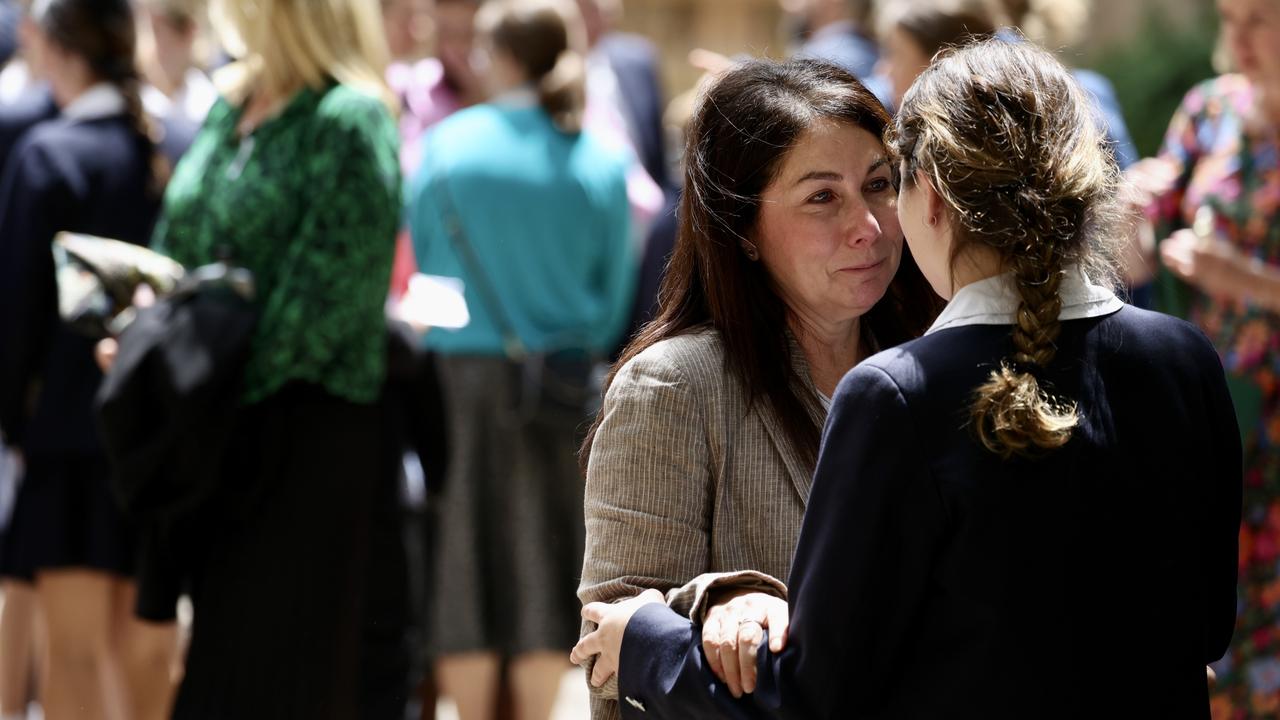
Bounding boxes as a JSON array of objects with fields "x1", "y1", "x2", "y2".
[
  {"x1": 700, "y1": 589, "x2": 789, "y2": 697},
  {"x1": 571, "y1": 589, "x2": 666, "y2": 687}
]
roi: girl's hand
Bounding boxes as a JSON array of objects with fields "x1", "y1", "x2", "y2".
[
  {"x1": 571, "y1": 589, "x2": 665, "y2": 689},
  {"x1": 700, "y1": 590, "x2": 789, "y2": 698}
]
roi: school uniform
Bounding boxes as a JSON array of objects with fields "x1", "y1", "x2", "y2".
[
  {"x1": 0, "y1": 84, "x2": 186, "y2": 580},
  {"x1": 614, "y1": 270, "x2": 1243, "y2": 719}
]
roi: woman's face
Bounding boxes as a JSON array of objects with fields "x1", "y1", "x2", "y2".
[
  {"x1": 754, "y1": 121, "x2": 903, "y2": 329},
  {"x1": 880, "y1": 26, "x2": 931, "y2": 108},
  {"x1": 1219, "y1": 0, "x2": 1280, "y2": 86}
]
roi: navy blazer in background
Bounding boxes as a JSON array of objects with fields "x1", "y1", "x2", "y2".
[
  {"x1": 0, "y1": 85, "x2": 57, "y2": 174},
  {"x1": 0, "y1": 113, "x2": 194, "y2": 454},
  {"x1": 618, "y1": 305, "x2": 1242, "y2": 719},
  {"x1": 599, "y1": 32, "x2": 669, "y2": 191}
]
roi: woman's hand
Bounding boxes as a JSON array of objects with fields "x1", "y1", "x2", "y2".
[
  {"x1": 1124, "y1": 157, "x2": 1180, "y2": 211},
  {"x1": 1160, "y1": 228, "x2": 1252, "y2": 302},
  {"x1": 94, "y1": 338, "x2": 119, "y2": 373},
  {"x1": 570, "y1": 589, "x2": 665, "y2": 689},
  {"x1": 700, "y1": 590, "x2": 789, "y2": 698}
]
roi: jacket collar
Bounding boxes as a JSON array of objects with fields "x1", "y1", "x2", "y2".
[
  {"x1": 927, "y1": 266, "x2": 1123, "y2": 335},
  {"x1": 63, "y1": 83, "x2": 127, "y2": 122},
  {"x1": 756, "y1": 331, "x2": 825, "y2": 504}
]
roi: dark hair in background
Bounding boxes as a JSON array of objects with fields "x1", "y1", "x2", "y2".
[
  {"x1": 890, "y1": 0, "x2": 1000, "y2": 59},
  {"x1": 583, "y1": 58, "x2": 942, "y2": 469},
  {"x1": 479, "y1": 0, "x2": 586, "y2": 134},
  {"x1": 32, "y1": 0, "x2": 169, "y2": 195},
  {"x1": 890, "y1": 39, "x2": 1122, "y2": 459}
]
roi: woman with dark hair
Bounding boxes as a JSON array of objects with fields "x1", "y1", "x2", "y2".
[
  {"x1": 575, "y1": 39, "x2": 1241, "y2": 718},
  {"x1": 574, "y1": 56, "x2": 939, "y2": 720},
  {"x1": 406, "y1": 1, "x2": 634, "y2": 718},
  {"x1": 0, "y1": 0, "x2": 183, "y2": 718}
]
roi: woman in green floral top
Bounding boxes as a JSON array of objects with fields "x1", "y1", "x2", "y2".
[
  {"x1": 152, "y1": 0, "x2": 399, "y2": 717},
  {"x1": 1131, "y1": 0, "x2": 1280, "y2": 716}
]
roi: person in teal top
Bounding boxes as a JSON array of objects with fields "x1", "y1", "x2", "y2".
[
  {"x1": 408, "y1": 66, "x2": 633, "y2": 357},
  {"x1": 405, "y1": 2, "x2": 635, "y2": 719}
]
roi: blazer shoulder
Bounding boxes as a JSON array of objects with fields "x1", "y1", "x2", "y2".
[
  {"x1": 616, "y1": 329, "x2": 728, "y2": 396},
  {"x1": 1104, "y1": 305, "x2": 1221, "y2": 367}
]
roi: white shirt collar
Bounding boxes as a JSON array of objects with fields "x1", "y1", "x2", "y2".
[
  {"x1": 491, "y1": 85, "x2": 539, "y2": 109},
  {"x1": 926, "y1": 266, "x2": 1124, "y2": 335},
  {"x1": 63, "y1": 83, "x2": 127, "y2": 121}
]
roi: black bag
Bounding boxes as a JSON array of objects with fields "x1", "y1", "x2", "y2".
[{"x1": 94, "y1": 260, "x2": 257, "y2": 620}]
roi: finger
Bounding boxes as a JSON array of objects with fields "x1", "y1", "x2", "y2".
[
  {"x1": 703, "y1": 613, "x2": 727, "y2": 683},
  {"x1": 570, "y1": 635, "x2": 597, "y2": 666},
  {"x1": 719, "y1": 636, "x2": 743, "y2": 698},
  {"x1": 571, "y1": 631, "x2": 601, "y2": 665},
  {"x1": 738, "y1": 621, "x2": 762, "y2": 694},
  {"x1": 766, "y1": 603, "x2": 790, "y2": 654},
  {"x1": 591, "y1": 654, "x2": 617, "y2": 688},
  {"x1": 581, "y1": 602, "x2": 608, "y2": 624}
]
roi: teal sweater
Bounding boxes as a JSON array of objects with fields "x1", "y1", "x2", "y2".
[{"x1": 407, "y1": 102, "x2": 635, "y2": 356}]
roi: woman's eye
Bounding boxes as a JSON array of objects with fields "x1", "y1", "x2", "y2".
[
  {"x1": 808, "y1": 190, "x2": 835, "y2": 204},
  {"x1": 866, "y1": 177, "x2": 892, "y2": 193}
]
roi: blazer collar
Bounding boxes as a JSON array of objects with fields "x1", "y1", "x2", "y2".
[
  {"x1": 756, "y1": 332, "x2": 825, "y2": 504},
  {"x1": 926, "y1": 265, "x2": 1123, "y2": 335}
]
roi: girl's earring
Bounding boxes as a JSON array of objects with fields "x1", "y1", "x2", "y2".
[{"x1": 742, "y1": 242, "x2": 760, "y2": 261}]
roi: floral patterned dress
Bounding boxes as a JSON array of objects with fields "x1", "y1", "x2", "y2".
[{"x1": 1152, "y1": 74, "x2": 1280, "y2": 719}]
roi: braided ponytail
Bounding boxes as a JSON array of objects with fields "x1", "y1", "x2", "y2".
[
  {"x1": 33, "y1": 0, "x2": 170, "y2": 196},
  {"x1": 112, "y1": 63, "x2": 171, "y2": 197},
  {"x1": 889, "y1": 39, "x2": 1124, "y2": 460}
]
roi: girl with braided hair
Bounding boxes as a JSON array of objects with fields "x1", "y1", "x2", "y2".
[
  {"x1": 574, "y1": 38, "x2": 1243, "y2": 718},
  {"x1": 0, "y1": 0, "x2": 192, "y2": 718}
]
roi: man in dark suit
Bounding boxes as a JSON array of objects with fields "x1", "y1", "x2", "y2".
[{"x1": 577, "y1": 0, "x2": 670, "y2": 191}]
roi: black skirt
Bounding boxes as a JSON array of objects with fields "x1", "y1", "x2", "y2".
[
  {"x1": 171, "y1": 385, "x2": 382, "y2": 720},
  {"x1": 0, "y1": 451, "x2": 136, "y2": 581}
]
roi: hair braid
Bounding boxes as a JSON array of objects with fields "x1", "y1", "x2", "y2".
[
  {"x1": 889, "y1": 39, "x2": 1125, "y2": 460},
  {"x1": 114, "y1": 66, "x2": 172, "y2": 197}
]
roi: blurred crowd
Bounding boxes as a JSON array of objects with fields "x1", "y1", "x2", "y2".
[{"x1": 0, "y1": 0, "x2": 1276, "y2": 719}]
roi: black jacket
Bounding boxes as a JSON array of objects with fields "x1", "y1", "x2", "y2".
[
  {"x1": 0, "y1": 112, "x2": 193, "y2": 453},
  {"x1": 618, "y1": 306, "x2": 1242, "y2": 719}
]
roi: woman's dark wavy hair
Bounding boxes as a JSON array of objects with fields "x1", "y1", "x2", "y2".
[{"x1": 582, "y1": 57, "x2": 942, "y2": 469}]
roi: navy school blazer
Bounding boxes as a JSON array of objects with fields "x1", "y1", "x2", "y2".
[
  {"x1": 0, "y1": 113, "x2": 194, "y2": 453},
  {"x1": 617, "y1": 305, "x2": 1242, "y2": 719}
]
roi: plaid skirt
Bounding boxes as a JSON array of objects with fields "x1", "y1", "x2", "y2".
[{"x1": 429, "y1": 354, "x2": 587, "y2": 656}]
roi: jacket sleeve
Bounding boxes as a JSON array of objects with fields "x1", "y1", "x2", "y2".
[
  {"x1": 1194, "y1": 330, "x2": 1243, "y2": 662},
  {"x1": 0, "y1": 139, "x2": 68, "y2": 445},
  {"x1": 616, "y1": 362, "x2": 947, "y2": 719},
  {"x1": 578, "y1": 346, "x2": 714, "y2": 699}
]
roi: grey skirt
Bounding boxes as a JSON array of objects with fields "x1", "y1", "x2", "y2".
[{"x1": 430, "y1": 354, "x2": 587, "y2": 656}]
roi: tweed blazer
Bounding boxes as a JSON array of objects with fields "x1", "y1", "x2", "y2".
[{"x1": 578, "y1": 327, "x2": 825, "y2": 718}]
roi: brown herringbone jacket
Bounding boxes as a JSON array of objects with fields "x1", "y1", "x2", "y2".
[{"x1": 578, "y1": 328, "x2": 825, "y2": 719}]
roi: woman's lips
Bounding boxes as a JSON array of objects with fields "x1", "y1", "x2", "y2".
[{"x1": 838, "y1": 258, "x2": 886, "y2": 273}]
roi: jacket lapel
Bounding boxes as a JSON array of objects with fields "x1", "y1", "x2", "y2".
[{"x1": 756, "y1": 334, "x2": 826, "y2": 505}]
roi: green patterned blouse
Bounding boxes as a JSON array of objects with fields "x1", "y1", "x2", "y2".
[{"x1": 155, "y1": 83, "x2": 400, "y2": 405}]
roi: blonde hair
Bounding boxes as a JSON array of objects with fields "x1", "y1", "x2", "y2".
[
  {"x1": 889, "y1": 39, "x2": 1122, "y2": 459},
  {"x1": 210, "y1": 0, "x2": 395, "y2": 112},
  {"x1": 478, "y1": 0, "x2": 586, "y2": 133}
]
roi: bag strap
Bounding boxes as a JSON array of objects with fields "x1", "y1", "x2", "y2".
[{"x1": 430, "y1": 169, "x2": 528, "y2": 361}]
